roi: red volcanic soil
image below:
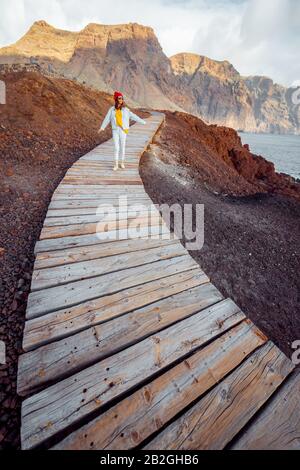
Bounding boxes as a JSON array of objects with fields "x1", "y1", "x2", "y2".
[
  {"x1": 140, "y1": 110, "x2": 300, "y2": 363},
  {"x1": 0, "y1": 70, "x2": 149, "y2": 449}
]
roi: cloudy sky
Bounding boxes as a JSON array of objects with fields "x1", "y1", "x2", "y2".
[{"x1": 0, "y1": 0, "x2": 299, "y2": 87}]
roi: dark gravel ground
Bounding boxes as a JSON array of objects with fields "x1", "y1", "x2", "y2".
[{"x1": 140, "y1": 149, "x2": 300, "y2": 361}]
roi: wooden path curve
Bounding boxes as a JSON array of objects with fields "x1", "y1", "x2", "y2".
[{"x1": 17, "y1": 111, "x2": 299, "y2": 450}]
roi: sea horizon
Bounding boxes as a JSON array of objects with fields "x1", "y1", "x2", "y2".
[{"x1": 239, "y1": 131, "x2": 300, "y2": 180}]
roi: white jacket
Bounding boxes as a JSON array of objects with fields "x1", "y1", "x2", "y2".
[{"x1": 100, "y1": 106, "x2": 146, "y2": 131}]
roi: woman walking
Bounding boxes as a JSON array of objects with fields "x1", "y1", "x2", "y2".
[{"x1": 98, "y1": 91, "x2": 147, "y2": 171}]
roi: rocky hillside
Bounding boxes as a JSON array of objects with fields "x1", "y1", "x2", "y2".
[
  {"x1": 0, "y1": 20, "x2": 299, "y2": 134},
  {"x1": 171, "y1": 53, "x2": 300, "y2": 134}
]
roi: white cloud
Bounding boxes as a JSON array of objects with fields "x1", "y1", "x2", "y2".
[{"x1": 0, "y1": 0, "x2": 298, "y2": 86}]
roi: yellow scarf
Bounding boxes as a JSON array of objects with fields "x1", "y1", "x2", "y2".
[{"x1": 115, "y1": 108, "x2": 128, "y2": 134}]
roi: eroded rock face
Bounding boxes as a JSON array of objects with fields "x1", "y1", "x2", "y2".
[
  {"x1": 170, "y1": 53, "x2": 300, "y2": 134},
  {"x1": 0, "y1": 21, "x2": 299, "y2": 134},
  {"x1": 152, "y1": 110, "x2": 300, "y2": 201}
]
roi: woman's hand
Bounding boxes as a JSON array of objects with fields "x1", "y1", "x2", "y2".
[{"x1": 97, "y1": 128, "x2": 104, "y2": 134}]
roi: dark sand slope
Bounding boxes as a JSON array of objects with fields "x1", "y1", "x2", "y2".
[
  {"x1": 140, "y1": 110, "x2": 300, "y2": 361},
  {"x1": 0, "y1": 70, "x2": 149, "y2": 448}
]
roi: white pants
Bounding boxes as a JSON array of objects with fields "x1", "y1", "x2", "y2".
[{"x1": 112, "y1": 127, "x2": 127, "y2": 163}]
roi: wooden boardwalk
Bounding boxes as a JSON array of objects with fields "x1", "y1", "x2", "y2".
[{"x1": 17, "y1": 112, "x2": 299, "y2": 450}]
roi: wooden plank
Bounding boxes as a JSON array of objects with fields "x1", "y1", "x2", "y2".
[
  {"x1": 231, "y1": 369, "x2": 300, "y2": 450},
  {"x1": 51, "y1": 190, "x2": 151, "y2": 197},
  {"x1": 52, "y1": 320, "x2": 266, "y2": 450},
  {"x1": 67, "y1": 168, "x2": 139, "y2": 174},
  {"x1": 144, "y1": 342, "x2": 294, "y2": 450},
  {"x1": 79, "y1": 156, "x2": 141, "y2": 162},
  {"x1": 31, "y1": 242, "x2": 188, "y2": 291},
  {"x1": 49, "y1": 198, "x2": 152, "y2": 211},
  {"x1": 47, "y1": 204, "x2": 152, "y2": 217},
  {"x1": 20, "y1": 297, "x2": 245, "y2": 449},
  {"x1": 18, "y1": 282, "x2": 222, "y2": 395},
  {"x1": 65, "y1": 173, "x2": 140, "y2": 180},
  {"x1": 40, "y1": 214, "x2": 162, "y2": 240},
  {"x1": 65, "y1": 173, "x2": 140, "y2": 179},
  {"x1": 34, "y1": 224, "x2": 172, "y2": 253},
  {"x1": 68, "y1": 163, "x2": 140, "y2": 168},
  {"x1": 23, "y1": 269, "x2": 208, "y2": 351},
  {"x1": 54, "y1": 186, "x2": 149, "y2": 193},
  {"x1": 51, "y1": 192, "x2": 147, "y2": 200},
  {"x1": 26, "y1": 255, "x2": 199, "y2": 318},
  {"x1": 62, "y1": 177, "x2": 142, "y2": 185},
  {"x1": 69, "y1": 163, "x2": 139, "y2": 168},
  {"x1": 53, "y1": 186, "x2": 147, "y2": 193},
  {"x1": 72, "y1": 162, "x2": 138, "y2": 168},
  {"x1": 43, "y1": 207, "x2": 159, "y2": 227},
  {"x1": 55, "y1": 184, "x2": 146, "y2": 191},
  {"x1": 34, "y1": 238, "x2": 179, "y2": 269},
  {"x1": 79, "y1": 155, "x2": 140, "y2": 161},
  {"x1": 70, "y1": 167, "x2": 138, "y2": 172},
  {"x1": 74, "y1": 157, "x2": 141, "y2": 162},
  {"x1": 50, "y1": 193, "x2": 152, "y2": 201}
]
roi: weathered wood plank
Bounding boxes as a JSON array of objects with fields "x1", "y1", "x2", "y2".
[
  {"x1": 231, "y1": 369, "x2": 300, "y2": 450},
  {"x1": 34, "y1": 224, "x2": 172, "y2": 253},
  {"x1": 26, "y1": 255, "x2": 199, "y2": 318},
  {"x1": 66, "y1": 169, "x2": 139, "y2": 175},
  {"x1": 55, "y1": 184, "x2": 146, "y2": 191},
  {"x1": 31, "y1": 243, "x2": 188, "y2": 291},
  {"x1": 23, "y1": 269, "x2": 208, "y2": 351},
  {"x1": 18, "y1": 282, "x2": 222, "y2": 395},
  {"x1": 18, "y1": 283, "x2": 217, "y2": 395},
  {"x1": 51, "y1": 189, "x2": 149, "y2": 197},
  {"x1": 68, "y1": 163, "x2": 139, "y2": 168},
  {"x1": 80, "y1": 155, "x2": 142, "y2": 162},
  {"x1": 43, "y1": 207, "x2": 159, "y2": 227},
  {"x1": 51, "y1": 192, "x2": 147, "y2": 200},
  {"x1": 72, "y1": 162, "x2": 138, "y2": 169},
  {"x1": 50, "y1": 191, "x2": 149, "y2": 201},
  {"x1": 52, "y1": 320, "x2": 267, "y2": 450},
  {"x1": 62, "y1": 177, "x2": 142, "y2": 185},
  {"x1": 79, "y1": 155, "x2": 142, "y2": 164},
  {"x1": 21, "y1": 297, "x2": 245, "y2": 449},
  {"x1": 40, "y1": 214, "x2": 162, "y2": 240},
  {"x1": 48, "y1": 197, "x2": 153, "y2": 211},
  {"x1": 144, "y1": 342, "x2": 294, "y2": 450},
  {"x1": 47, "y1": 202, "x2": 153, "y2": 216},
  {"x1": 34, "y1": 238, "x2": 179, "y2": 269}
]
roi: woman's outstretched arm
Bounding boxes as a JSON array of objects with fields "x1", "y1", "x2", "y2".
[{"x1": 128, "y1": 110, "x2": 146, "y2": 125}]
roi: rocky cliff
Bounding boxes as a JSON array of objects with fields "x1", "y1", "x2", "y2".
[{"x1": 1, "y1": 20, "x2": 299, "y2": 134}]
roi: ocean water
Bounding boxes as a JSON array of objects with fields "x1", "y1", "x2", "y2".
[{"x1": 238, "y1": 132, "x2": 300, "y2": 180}]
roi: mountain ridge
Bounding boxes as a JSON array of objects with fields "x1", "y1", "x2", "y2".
[{"x1": 1, "y1": 20, "x2": 299, "y2": 134}]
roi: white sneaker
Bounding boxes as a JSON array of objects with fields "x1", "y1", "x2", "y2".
[
  {"x1": 120, "y1": 162, "x2": 125, "y2": 169},
  {"x1": 113, "y1": 163, "x2": 119, "y2": 171}
]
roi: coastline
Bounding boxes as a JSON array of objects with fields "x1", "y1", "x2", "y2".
[{"x1": 238, "y1": 131, "x2": 300, "y2": 181}]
